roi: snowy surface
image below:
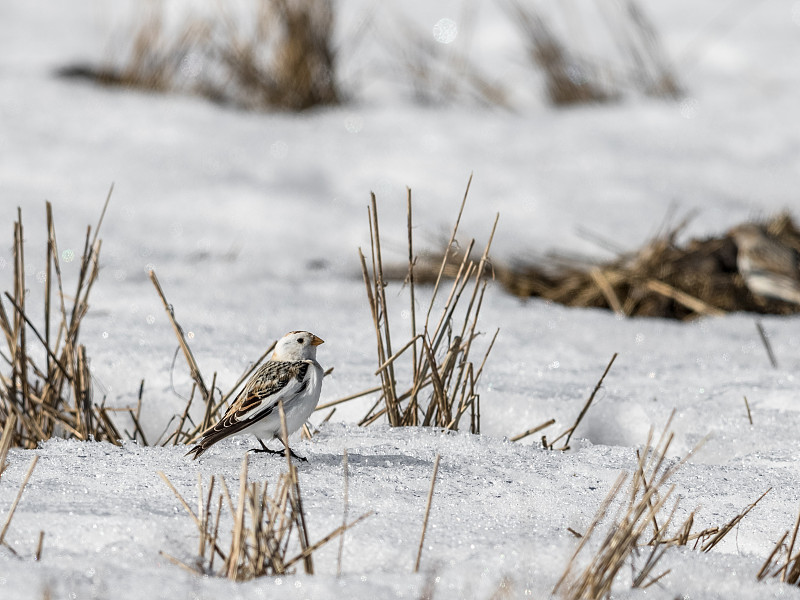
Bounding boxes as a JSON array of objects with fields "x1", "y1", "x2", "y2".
[{"x1": 3, "y1": 0, "x2": 800, "y2": 598}]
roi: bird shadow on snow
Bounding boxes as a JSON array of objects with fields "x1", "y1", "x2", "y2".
[{"x1": 299, "y1": 452, "x2": 432, "y2": 469}]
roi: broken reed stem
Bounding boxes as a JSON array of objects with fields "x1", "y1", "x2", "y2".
[
  {"x1": 755, "y1": 321, "x2": 778, "y2": 369},
  {"x1": 560, "y1": 353, "x2": 618, "y2": 450},
  {"x1": 414, "y1": 453, "x2": 441, "y2": 573},
  {"x1": 743, "y1": 396, "x2": 753, "y2": 425},
  {"x1": 149, "y1": 270, "x2": 211, "y2": 404},
  {"x1": 0, "y1": 455, "x2": 39, "y2": 545},
  {"x1": 510, "y1": 418, "x2": 556, "y2": 442}
]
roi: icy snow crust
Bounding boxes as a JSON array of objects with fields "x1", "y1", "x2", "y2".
[{"x1": 3, "y1": 0, "x2": 800, "y2": 598}]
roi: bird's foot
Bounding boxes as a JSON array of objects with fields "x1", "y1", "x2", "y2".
[{"x1": 250, "y1": 438, "x2": 307, "y2": 462}]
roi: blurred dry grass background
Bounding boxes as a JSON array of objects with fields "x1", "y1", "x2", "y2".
[{"x1": 57, "y1": 0, "x2": 680, "y2": 111}]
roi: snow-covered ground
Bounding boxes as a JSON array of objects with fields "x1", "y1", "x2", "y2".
[{"x1": 3, "y1": 0, "x2": 800, "y2": 598}]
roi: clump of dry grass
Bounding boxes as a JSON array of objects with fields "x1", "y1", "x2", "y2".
[
  {"x1": 401, "y1": 212, "x2": 800, "y2": 321},
  {"x1": 59, "y1": 0, "x2": 340, "y2": 112},
  {"x1": 160, "y1": 404, "x2": 370, "y2": 580},
  {"x1": 500, "y1": 212, "x2": 800, "y2": 320},
  {"x1": 343, "y1": 178, "x2": 498, "y2": 431},
  {"x1": 555, "y1": 416, "x2": 770, "y2": 598},
  {"x1": 0, "y1": 195, "x2": 138, "y2": 448},
  {"x1": 507, "y1": 0, "x2": 681, "y2": 106},
  {"x1": 554, "y1": 420, "x2": 691, "y2": 598}
]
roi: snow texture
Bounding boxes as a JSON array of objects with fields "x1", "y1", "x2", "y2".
[{"x1": 3, "y1": 0, "x2": 800, "y2": 598}]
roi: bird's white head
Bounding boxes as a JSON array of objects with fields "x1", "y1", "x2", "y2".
[{"x1": 271, "y1": 331, "x2": 324, "y2": 361}]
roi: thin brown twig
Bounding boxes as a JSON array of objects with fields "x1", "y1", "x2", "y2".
[{"x1": 414, "y1": 453, "x2": 441, "y2": 573}]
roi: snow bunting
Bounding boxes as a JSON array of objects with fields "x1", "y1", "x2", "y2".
[
  {"x1": 186, "y1": 331, "x2": 324, "y2": 461},
  {"x1": 730, "y1": 223, "x2": 800, "y2": 305}
]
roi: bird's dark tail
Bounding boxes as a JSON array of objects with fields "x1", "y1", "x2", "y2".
[{"x1": 185, "y1": 444, "x2": 206, "y2": 460}]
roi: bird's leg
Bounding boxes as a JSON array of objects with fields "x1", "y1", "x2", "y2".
[
  {"x1": 249, "y1": 437, "x2": 307, "y2": 462},
  {"x1": 249, "y1": 438, "x2": 284, "y2": 456},
  {"x1": 279, "y1": 438, "x2": 308, "y2": 462}
]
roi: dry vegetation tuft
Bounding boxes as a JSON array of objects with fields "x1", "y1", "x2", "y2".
[
  {"x1": 59, "y1": 0, "x2": 340, "y2": 112},
  {"x1": 555, "y1": 417, "x2": 769, "y2": 598},
  {"x1": 160, "y1": 405, "x2": 370, "y2": 580},
  {"x1": 507, "y1": 0, "x2": 681, "y2": 105},
  {"x1": 402, "y1": 212, "x2": 800, "y2": 321},
  {"x1": 0, "y1": 195, "x2": 138, "y2": 448},
  {"x1": 345, "y1": 179, "x2": 498, "y2": 431}
]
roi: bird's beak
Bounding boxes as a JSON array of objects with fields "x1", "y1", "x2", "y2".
[{"x1": 311, "y1": 335, "x2": 324, "y2": 346}]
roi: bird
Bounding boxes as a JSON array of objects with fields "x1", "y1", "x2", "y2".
[
  {"x1": 186, "y1": 331, "x2": 324, "y2": 461},
  {"x1": 729, "y1": 223, "x2": 800, "y2": 305}
]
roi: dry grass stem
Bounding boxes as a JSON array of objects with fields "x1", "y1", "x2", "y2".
[
  {"x1": 414, "y1": 453, "x2": 441, "y2": 573},
  {"x1": 551, "y1": 353, "x2": 618, "y2": 451},
  {"x1": 510, "y1": 418, "x2": 556, "y2": 442},
  {"x1": 743, "y1": 396, "x2": 753, "y2": 425},
  {"x1": 755, "y1": 321, "x2": 778, "y2": 368},
  {"x1": 0, "y1": 455, "x2": 39, "y2": 545}
]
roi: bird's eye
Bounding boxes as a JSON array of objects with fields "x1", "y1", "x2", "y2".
[{"x1": 297, "y1": 338, "x2": 305, "y2": 344}]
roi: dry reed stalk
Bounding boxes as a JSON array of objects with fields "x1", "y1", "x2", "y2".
[
  {"x1": 0, "y1": 455, "x2": 39, "y2": 546},
  {"x1": 414, "y1": 453, "x2": 441, "y2": 573},
  {"x1": 349, "y1": 178, "x2": 498, "y2": 433},
  {"x1": 149, "y1": 271, "x2": 211, "y2": 405},
  {"x1": 755, "y1": 321, "x2": 778, "y2": 368},
  {"x1": 743, "y1": 396, "x2": 754, "y2": 425},
  {"x1": 549, "y1": 353, "x2": 618, "y2": 451},
  {"x1": 510, "y1": 418, "x2": 556, "y2": 442}
]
